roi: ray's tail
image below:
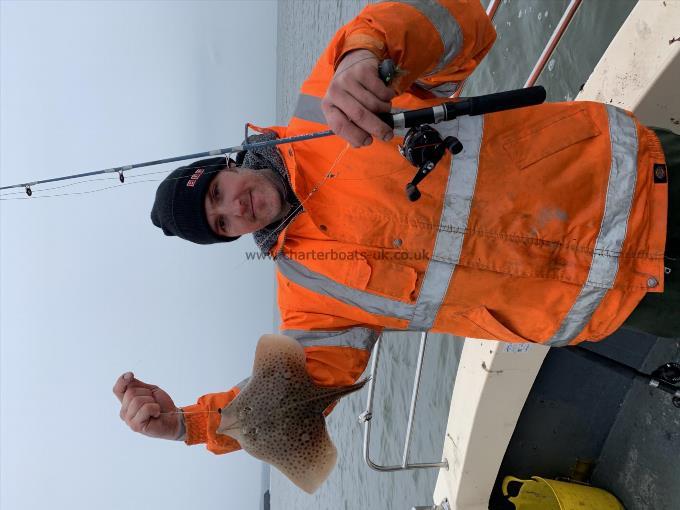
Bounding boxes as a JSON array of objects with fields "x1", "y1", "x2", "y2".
[{"x1": 313, "y1": 377, "x2": 371, "y2": 408}]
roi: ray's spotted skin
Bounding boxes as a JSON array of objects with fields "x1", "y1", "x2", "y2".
[{"x1": 217, "y1": 334, "x2": 367, "y2": 494}]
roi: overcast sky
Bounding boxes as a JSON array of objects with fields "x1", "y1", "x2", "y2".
[{"x1": 1, "y1": 2, "x2": 277, "y2": 508}]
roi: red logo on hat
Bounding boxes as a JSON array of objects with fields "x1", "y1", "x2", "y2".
[{"x1": 186, "y1": 168, "x2": 205, "y2": 188}]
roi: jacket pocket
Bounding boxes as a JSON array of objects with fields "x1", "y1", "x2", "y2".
[
  {"x1": 365, "y1": 260, "x2": 419, "y2": 301},
  {"x1": 306, "y1": 248, "x2": 419, "y2": 303},
  {"x1": 336, "y1": 255, "x2": 372, "y2": 291},
  {"x1": 344, "y1": 257, "x2": 419, "y2": 302},
  {"x1": 464, "y1": 306, "x2": 535, "y2": 343},
  {"x1": 501, "y1": 108, "x2": 601, "y2": 169}
]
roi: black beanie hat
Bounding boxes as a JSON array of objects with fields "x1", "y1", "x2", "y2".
[{"x1": 150, "y1": 157, "x2": 240, "y2": 245}]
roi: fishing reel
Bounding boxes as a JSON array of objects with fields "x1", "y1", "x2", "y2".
[
  {"x1": 652, "y1": 362, "x2": 680, "y2": 385},
  {"x1": 651, "y1": 362, "x2": 680, "y2": 408},
  {"x1": 399, "y1": 125, "x2": 463, "y2": 202}
]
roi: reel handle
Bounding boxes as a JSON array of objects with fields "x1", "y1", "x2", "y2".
[
  {"x1": 405, "y1": 136, "x2": 462, "y2": 202},
  {"x1": 406, "y1": 183, "x2": 421, "y2": 202}
]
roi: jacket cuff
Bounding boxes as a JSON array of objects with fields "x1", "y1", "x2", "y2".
[
  {"x1": 181, "y1": 404, "x2": 209, "y2": 445},
  {"x1": 335, "y1": 31, "x2": 387, "y2": 70}
]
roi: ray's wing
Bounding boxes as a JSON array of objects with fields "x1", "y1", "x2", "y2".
[
  {"x1": 251, "y1": 334, "x2": 307, "y2": 379},
  {"x1": 249, "y1": 413, "x2": 338, "y2": 495}
]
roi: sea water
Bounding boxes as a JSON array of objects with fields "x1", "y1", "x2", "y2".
[{"x1": 271, "y1": 1, "x2": 637, "y2": 508}]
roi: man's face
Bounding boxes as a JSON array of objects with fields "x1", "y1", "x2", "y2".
[{"x1": 204, "y1": 166, "x2": 286, "y2": 237}]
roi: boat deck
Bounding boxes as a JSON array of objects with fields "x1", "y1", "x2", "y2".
[{"x1": 488, "y1": 330, "x2": 680, "y2": 510}]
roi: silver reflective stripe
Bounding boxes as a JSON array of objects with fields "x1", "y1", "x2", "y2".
[
  {"x1": 409, "y1": 115, "x2": 484, "y2": 330},
  {"x1": 415, "y1": 80, "x2": 459, "y2": 98},
  {"x1": 293, "y1": 93, "x2": 328, "y2": 125},
  {"x1": 282, "y1": 328, "x2": 379, "y2": 351},
  {"x1": 548, "y1": 105, "x2": 639, "y2": 347},
  {"x1": 276, "y1": 255, "x2": 415, "y2": 320},
  {"x1": 293, "y1": 93, "x2": 411, "y2": 136},
  {"x1": 387, "y1": 0, "x2": 462, "y2": 76}
]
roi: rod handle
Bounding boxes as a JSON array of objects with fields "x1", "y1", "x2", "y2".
[
  {"x1": 378, "y1": 112, "x2": 395, "y2": 128},
  {"x1": 377, "y1": 86, "x2": 547, "y2": 130},
  {"x1": 447, "y1": 86, "x2": 546, "y2": 117}
]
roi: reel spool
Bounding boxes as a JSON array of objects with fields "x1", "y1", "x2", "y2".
[{"x1": 399, "y1": 125, "x2": 463, "y2": 201}]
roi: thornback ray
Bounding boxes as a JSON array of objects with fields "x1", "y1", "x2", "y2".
[{"x1": 216, "y1": 334, "x2": 368, "y2": 494}]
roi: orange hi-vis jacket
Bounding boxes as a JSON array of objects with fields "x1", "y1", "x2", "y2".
[{"x1": 182, "y1": 0, "x2": 668, "y2": 455}]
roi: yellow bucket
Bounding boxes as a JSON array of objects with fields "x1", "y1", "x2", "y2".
[{"x1": 501, "y1": 476, "x2": 624, "y2": 510}]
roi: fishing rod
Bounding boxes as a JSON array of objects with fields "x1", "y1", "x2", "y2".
[
  {"x1": 0, "y1": 129, "x2": 339, "y2": 196},
  {"x1": 0, "y1": 73, "x2": 546, "y2": 197}
]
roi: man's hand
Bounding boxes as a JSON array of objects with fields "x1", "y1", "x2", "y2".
[
  {"x1": 113, "y1": 372, "x2": 181, "y2": 440},
  {"x1": 322, "y1": 49, "x2": 396, "y2": 148}
]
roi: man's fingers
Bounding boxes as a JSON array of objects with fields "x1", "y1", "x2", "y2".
[
  {"x1": 343, "y1": 90, "x2": 394, "y2": 143},
  {"x1": 325, "y1": 76, "x2": 394, "y2": 142},
  {"x1": 113, "y1": 372, "x2": 176, "y2": 439},
  {"x1": 129, "y1": 401, "x2": 162, "y2": 434},
  {"x1": 326, "y1": 48, "x2": 399, "y2": 146},
  {"x1": 123, "y1": 395, "x2": 156, "y2": 423},
  {"x1": 112, "y1": 371, "x2": 134, "y2": 402},
  {"x1": 323, "y1": 88, "x2": 393, "y2": 147},
  {"x1": 335, "y1": 65, "x2": 395, "y2": 106},
  {"x1": 120, "y1": 390, "x2": 150, "y2": 420},
  {"x1": 334, "y1": 49, "x2": 395, "y2": 101},
  {"x1": 349, "y1": 82, "x2": 393, "y2": 115},
  {"x1": 322, "y1": 103, "x2": 370, "y2": 148},
  {"x1": 359, "y1": 70, "x2": 396, "y2": 102},
  {"x1": 126, "y1": 376, "x2": 159, "y2": 391},
  {"x1": 120, "y1": 386, "x2": 153, "y2": 417},
  {"x1": 114, "y1": 371, "x2": 160, "y2": 402}
]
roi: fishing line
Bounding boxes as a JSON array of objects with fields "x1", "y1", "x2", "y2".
[
  {"x1": 158, "y1": 410, "x2": 217, "y2": 415},
  {"x1": 31, "y1": 166, "x2": 188, "y2": 193},
  {"x1": 0, "y1": 179, "x2": 160, "y2": 201},
  {"x1": 141, "y1": 374, "x2": 372, "y2": 421},
  {"x1": 1, "y1": 174, "x2": 121, "y2": 196},
  {"x1": 0, "y1": 163, "x2": 228, "y2": 200},
  {"x1": 332, "y1": 164, "x2": 411, "y2": 181},
  {"x1": 0, "y1": 142, "x2": 379, "y2": 201}
]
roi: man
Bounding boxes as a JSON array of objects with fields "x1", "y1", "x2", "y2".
[{"x1": 115, "y1": 0, "x2": 678, "y2": 455}]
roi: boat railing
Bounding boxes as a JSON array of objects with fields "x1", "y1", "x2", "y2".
[
  {"x1": 358, "y1": 332, "x2": 449, "y2": 472},
  {"x1": 524, "y1": 0, "x2": 583, "y2": 87},
  {"x1": 359, "y1": 0, "x2": 585, "y2": 474},
  {"x1": 453, "y1": 0, "x2": 583, "y2": 97}
]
